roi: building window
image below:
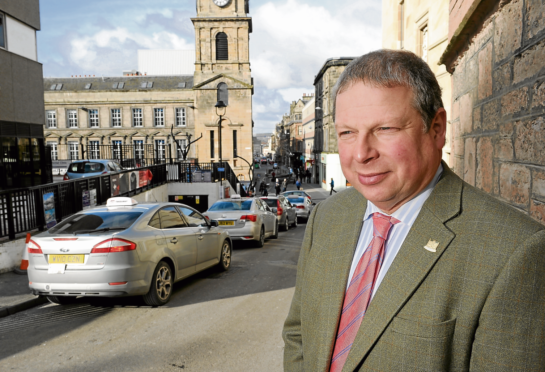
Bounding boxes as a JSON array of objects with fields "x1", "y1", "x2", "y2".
[
  {"x1": 155, "y1": 139, "x2": 165, "y2": 160},
  {"x1": 176, "y1": 108, "x2": 186, "y2": 127},
  {"x1": 134, "y1": 140, "x2": 144, "y2": 160},
  {"x1": 68, "y1": 141, "x2": 79, "y2": 160},
  {"x1": 111, "y1": 109, "x2": 122, "y2": 128},
  {"x1": 132, "y1": 108, "x2": 143, "y2": 127},
  {"x1": 154, "y1": 108, "x2": 164, "y2": 127},
  {"x1": 176, "y1": 139, "x2": 187, "y2": 160},
  {"x1": 89, "y1": 140, "x2": 100, "y2": 159},
  {"x1": 398, "y1": 1, "x2": 404, "y2": 49},
  {"x1": 46, "y1": 111, "x2": 57, "y2": 128},
  {"x1": 233, "y1": 130, "x2": 237, "y2": 158},
  {"x1": 0, "y1": 12, "x2": 5, "y2": 49},
  {"x1": 89, "y1": 109, "x2": 99, "y2": 128},
  {"x1": 112, "y1": 140, "x2": 122, "y2": 161},
  {"x1": 210, "y1": 131, "x2": 215, "y2": 159},
  {"x1": 47, "y1": 142, "x2": 58, "y2": 160},
  {"x1": 217, "y1": 83, "x2": 229, "y2": 106},
  {"x1": 216, "y1": 32, "x2": 228, "y2": 61},
  {"x1": 67, "y1": 110, "x2": 78, "y2": 128},
  {"x1": 420, "y1": 25, "x2": 429, "y2": 61}
]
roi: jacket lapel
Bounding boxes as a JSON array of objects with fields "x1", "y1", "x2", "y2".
[
  {"x1": 342, "y1": 164, "x2": 462, "y2": 372},
  {"x1": 314, "y1": 189, "x2": 368, "y2": 372}
]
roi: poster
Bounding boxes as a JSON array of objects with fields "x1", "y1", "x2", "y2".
[
  {"x1": 119, "y1": 173, "x2": 129, "y2": 194},
  {"x1": 43, "y1": 192, "x2": 57, "y2": 228},
  {"x1": 82, "y1": 190, "x2": 90, "y2": 210},
  {"x1": 89, "y1": 189, "x2": 97, "y2": 208},
  {"x1": 130, "y1": 171, "x2": 138, "y2": 191},
  {"x1": 111, "y1": 174, "x2": 120, "y2": 196},
  {"x1": 138, "y1": 169, "x2": 153, "y2": 187}
]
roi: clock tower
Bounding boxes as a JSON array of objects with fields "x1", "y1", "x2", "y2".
[{"x1": 191, "y1": 0, "x2": 254, "y2": 178}]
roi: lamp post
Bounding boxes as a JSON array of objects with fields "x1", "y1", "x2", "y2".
[
  {"x1": 215, "y1": 100, "x2": 227, "y2": 186},
  {"x1": 235, "y1": 155, "x2": 254, "y2": 195}
]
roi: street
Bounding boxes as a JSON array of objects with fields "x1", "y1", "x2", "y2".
[{"x1": 0, "y1": 170, "x2": 329, "y2": 372}]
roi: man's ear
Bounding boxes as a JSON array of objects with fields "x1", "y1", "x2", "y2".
[{"x1": 430, "y1": 108, "x2": 447, "y2": 147}]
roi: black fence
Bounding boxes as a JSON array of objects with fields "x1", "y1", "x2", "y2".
[{"x1": 0, "y1": 164, "x2": 167, "y2": 240}]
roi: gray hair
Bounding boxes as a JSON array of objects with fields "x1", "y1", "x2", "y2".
[{"x1": 333, "y1": 49, "x2": 443, "y2": 132}]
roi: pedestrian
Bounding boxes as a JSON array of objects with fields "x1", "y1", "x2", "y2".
[
  {"x1": 275, "y1": 180, "x2": 281, "y2": 196},
  {"x1": 295, "y1": 179, "x2": 301, "y2": 190},
  {"x1": 259, "y1": 180, "x2": 266, "y2": 196},
  {"x1": 283, "y1": 49, "x2": 545, "y2": 371},
  {"x1": 282, "y1": 178, "x2": 287, "y2": 193},
  {"x1": 272, "y1": 171, "x2": 276, "y2": 179},
  {"x1": 329, "y1": 177, "x2": 336, "y2": 195},
  {"x1": 306, "y1": 169, "x2": 311, "y2": 183},
  {"x1": 263, "y1": 187, "x2": 268, "y2": 197}
]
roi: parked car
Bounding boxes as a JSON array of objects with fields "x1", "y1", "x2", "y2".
[
  {"x1": 273, "y1": 163, "x2": 278, "y2": 169},
  {"x1": 286, "y1": 195, "x2": 315, "y2": 221},
  {"x1": 203, "y1": 195, "x2": 278, "y2": 247},
  {"x1": 27, "y1": 197, "x2": 232, "y2": 306},
  {"x1": 281, "y1": 190, "x2": 313, "y2": 201},
  {"x1": 63, "y1": 160, "x2": 123, "y2": 180},
  {"x1": 260, "y1": 195, "x2": 297, "y2": 231},
  {"x1": 260, "y1": 157, "x2": 268, "y2": 165}
]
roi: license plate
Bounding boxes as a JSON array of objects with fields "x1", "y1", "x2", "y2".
[
  {"x1": 48, "y1": 255, "x2": 85, "y2": 264},
  {"x1": 219, "y1": 221, "x2": 235, "y2": 226}
]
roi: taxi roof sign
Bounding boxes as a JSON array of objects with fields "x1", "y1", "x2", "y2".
[
  {"x1": 230, "y1": 194, "x2": 241, "y2": 199},
  {"x1": 107, "y1": 197, "x2": 138, "y2": 207}
]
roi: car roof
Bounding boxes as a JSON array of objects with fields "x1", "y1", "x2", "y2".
[
  {"x1": 79, "y1": 202, "x2": 191, "y2": 214},
  {"x1": 69, "y1": 159, "x2": 116, "y2": 164}
]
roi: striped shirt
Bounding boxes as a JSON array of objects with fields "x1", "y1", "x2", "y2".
[{"x1": 346, "y1": 164, "x2": 444, "y2": 298}]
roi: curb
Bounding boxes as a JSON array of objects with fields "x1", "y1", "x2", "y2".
[{"x1": 0, "y1": 296, "x2": 48, "y2": 319}]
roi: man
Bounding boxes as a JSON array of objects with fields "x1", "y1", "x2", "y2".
[
  {"x1": 282, "y1": 50, "x2": 545, "y2": 371},
  {"x1": 329, "y1": 177, "x2": 337, "y2": 195}
]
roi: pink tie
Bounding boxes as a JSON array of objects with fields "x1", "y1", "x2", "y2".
[{"x1": 329, "y1": 212, "x2": 400, "y2": 372}]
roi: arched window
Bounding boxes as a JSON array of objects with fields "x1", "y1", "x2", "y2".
[
  {"x1": 217, "y1": 83, "x2": 229, "y2": 106},
  {"x1": 216, "y1": 32, "x2": 228, "y2": 61}
]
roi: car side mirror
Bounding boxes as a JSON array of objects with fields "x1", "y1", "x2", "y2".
[
  {"x1": 210, "y1": 220, "x2": 219, "y2": 227},
  {"x1": 312, "y1": 202, "x2": 316, "y2": 205},
  {"x1": 272, "y1": 208, "x2": 277, "y2": 214}
]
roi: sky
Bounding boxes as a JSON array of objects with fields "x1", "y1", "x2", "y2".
[{"x1": 38, "y1": 0, "x2": 382, "y2": 134}]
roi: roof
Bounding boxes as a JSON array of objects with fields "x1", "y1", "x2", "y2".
[
  {"x1": 43, "y1": 75, "x2": 194, "y2": 92},
  {"x1": 313, "y1": 57, "x2": 356, "y2": 86}
]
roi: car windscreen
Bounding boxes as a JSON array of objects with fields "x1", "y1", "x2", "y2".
[
  {"x1": 287, "y1": 197, "x2": 304, "y2": 204},
  {"x1": 208, "y1": 200, "x2": 253, "y2": 211},
  {"x1": 68, "y1": 162, "x2": 105, "y2": 173},
  {"x1": 48, "y1": 211, "x2": 143, "y2": 234},
  {"x1": 262, "y1": 199, "x2": 278, "y2": 208}
]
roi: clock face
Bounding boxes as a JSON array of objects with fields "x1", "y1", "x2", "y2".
[{"x1": 213, "y1": 0, "x2": 231, "y2": 7}]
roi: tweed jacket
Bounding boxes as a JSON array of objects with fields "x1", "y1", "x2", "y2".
[{"x1": 283, "y1": 165, "x2": 545, "y2": 371}]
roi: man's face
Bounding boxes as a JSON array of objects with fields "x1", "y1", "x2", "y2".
[{"x1": 335, "y1": 82, "x2": 446, "y2": 214}]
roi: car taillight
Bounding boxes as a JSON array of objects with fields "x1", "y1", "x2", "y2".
[
  {"x1": 91, "y1": 238, "x2": 136, "y2": 254},
  {"x1": 63, "y1": 174, "x2": 69, "y2": 181},
  {"x1": 101, "y1": 171, "x2": 108, "y2": 175},
  {"x1": 28, "y1": 239, "x2": 43, "y2": 254},
  {"x1": 204, "y1": 215, "x2": 209, "y2": 220},
  {"x1": 296, "y1": 206, "x2": 305, "y2": 209},
  {"x1": 240, "y1": 215, "x2": 257, "y2": 222},
  {"x1": 277, "y1": 200, "x2": 283, "y2": 216}
]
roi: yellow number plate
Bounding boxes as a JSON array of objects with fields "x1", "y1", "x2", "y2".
[
  {"x1": 218, "y1": 221, "x2": 235, "y2": 226},
  {"x1": 48, "y1": 255, "x2": 85, "y2": 264}
]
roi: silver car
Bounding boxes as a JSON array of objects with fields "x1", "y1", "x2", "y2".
[
  {"x1": 64, "y1": 160, "x2": 123, "y2": 180},
  {"x1": 203, "y1": 196, "x2": 278, "y2": 247},
  {"x1": 286, "y1": 195, "x2": 315, "y2": 221},
  {"x1": 27, "y1": 197, "x2": 232, "y2": 306},
  {"x1": 260, "y1": 196, "x2": 297, "y2": 231}
]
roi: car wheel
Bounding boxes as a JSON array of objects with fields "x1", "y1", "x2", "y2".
[
  {"x1": 272, "y1": 222, "x2": 279, "y2": 239},
  {"x1": 218, "y1": 240, "x2": 231, "y2": 271},
  {"x1": 47, "y1": 296, "x2": 78, "y2": 305},
  {"x1": 256, "y1": 226, "x2": 265, "y2": 248},
  {"x1": 143, "y1": 261, "x2": 173, "y2": 306},
  {"x1": 293, "y1": 215, "x2": 298, "y2": 227},
  {"x1": 283, "y1": 217, "x2": 289, "y2": 231}
]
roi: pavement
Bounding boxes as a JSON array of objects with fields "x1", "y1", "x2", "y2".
[{"x1": 0, "y1": 162, "x2": 333, "y2": 319}]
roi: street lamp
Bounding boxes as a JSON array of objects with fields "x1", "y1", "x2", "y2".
[
  {"x1": 235, "y1": 155, "x2": 254, "y2": 194},
  {"x1": 215, "y1": 100, "x2": 227, "y2": 186}
]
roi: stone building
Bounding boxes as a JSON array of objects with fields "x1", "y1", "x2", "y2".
[
  {"x1": 382, "y1": 0, "x2": 452, "y2": 165},
  {"x1": 301, "y1": 95, "x2": 315, "y2": 175},
  {"x1": 314, "y1": 57, "x2": 354, "y2": 189},
  {"x1": 0, "y1": 0, "x2": 50, "y2": 189},
  {"x1": 440, "y1": 0, "x2": 545, "y2": 224},
  {"x1": 43, "y1": 0, "x2": 253, "y2": 174}
]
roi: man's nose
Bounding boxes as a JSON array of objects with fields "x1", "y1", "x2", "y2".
[{"x1": 353, "y1": 134, "x2": 378, "y2": 164}]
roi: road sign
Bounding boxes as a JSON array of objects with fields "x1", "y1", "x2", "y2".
[{"x1": 218, "y1": 167, "x2": 225, "y2": 172}]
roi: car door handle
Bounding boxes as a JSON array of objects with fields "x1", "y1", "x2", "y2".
[
  {"x1": 198, "y1": 236, "x2": 204, "y2": 240},
  {"x1": 170, "y1": 238, "x2": 178, "y2": 244}
]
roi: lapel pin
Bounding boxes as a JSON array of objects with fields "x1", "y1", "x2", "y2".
[{"x1": 424, "y1": 240, "x2": 439, "y2": 253}]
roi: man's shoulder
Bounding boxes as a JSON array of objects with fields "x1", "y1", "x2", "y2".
[{"x1": 316, "y1": 188, "x2": 365, "y2": 215}]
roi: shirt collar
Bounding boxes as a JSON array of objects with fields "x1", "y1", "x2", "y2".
[{"x1": 364, "y1": 164, "x2": 444, "y2": 223}]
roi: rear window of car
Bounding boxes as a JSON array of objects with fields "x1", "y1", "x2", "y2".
[
  {"x1": 287, "y1": 197, "x2": 304, "y2": 203},
  {"x1": 262, "y1": 199, "x2": 278, "y2": 208},
  {"x1": 208, "y1": 200, "x2": 253, "y2": 211},
  {"x1": 68, "y1": 162, "x2": 105, "y2": 173},
  {"x1": 49, "y1": 211, "x2": 143, "y2": 234}
]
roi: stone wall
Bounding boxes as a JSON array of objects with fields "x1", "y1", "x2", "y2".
[{"x1": 447, "y1": 0, "x2": 545, "y2": 224}]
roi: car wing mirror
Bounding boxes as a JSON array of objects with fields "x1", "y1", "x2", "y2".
[
  {"x1": 272, "y1": 208, "x2": 277, "y2": 214},
  {"x1": 210, "y1": 220, "x2": 219, "y2": 227},
  {"x1": 312, "y1": 202, "x2": 316, "y2": 205}
]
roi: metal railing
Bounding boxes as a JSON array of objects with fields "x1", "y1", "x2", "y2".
[{"x1": 0, "y1": 164, "x2": 167, "y2": 240}]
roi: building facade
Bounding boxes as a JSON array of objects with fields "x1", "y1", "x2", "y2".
[
  {"x1": 43, "y1": 0, "x2": 254, "y2": 176},
  {"x1": 301, "y1": 95, "x2": 315, "y2": 178},
  {"x1": 382, "y1": 0, "x2": 452, "y2": 166},
  {"x1": 314, "y1": 57, "x2": 354, "y2": 190},
  {"x1": 0, "y1": 0, "x2": 50, "y2": 189},
  {"x1": 440, "y1": 0, "x2": 545, "y2": 225}
]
